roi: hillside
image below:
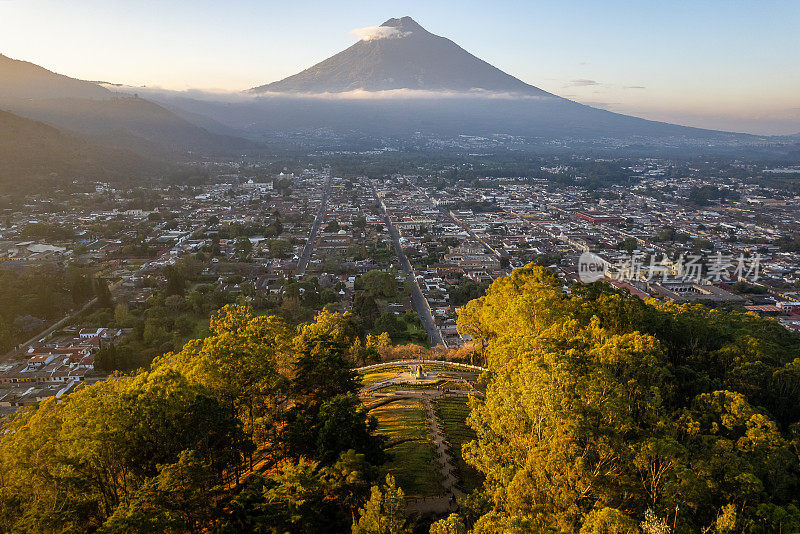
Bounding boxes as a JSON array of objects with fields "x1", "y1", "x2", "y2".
[
  {"x1": 0, "y1": 53, "x2": 111, "y2": 100},
  {"x1": 2, "y1": 95, "x2": 261, "y2": 158},
  {"x1": 0, "y1": 108, "x2": 163, "y2": 191},
  {"x1": 0, "y1": 53, "x2": 259, "y2": 157}
]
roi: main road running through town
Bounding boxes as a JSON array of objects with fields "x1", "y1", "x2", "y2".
[
  {"x1": 370, "y1": 181, "x2": 446, "y2": 348},
  {"x1": 296, "y1": 173, "x2": 332, "y2": 276}
]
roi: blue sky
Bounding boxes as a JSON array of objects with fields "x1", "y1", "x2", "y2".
[{"x1": 1, "y1": 0, "x2": 799, "y2": 134}]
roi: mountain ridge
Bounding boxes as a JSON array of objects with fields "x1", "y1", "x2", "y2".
[
  {"x1": 0, "y1": 53, "x2": 112, "y2": 100},
  {"x1": 0, "y1": 53, "x2": 259, "y2": 158}
]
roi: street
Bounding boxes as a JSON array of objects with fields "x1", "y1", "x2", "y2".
[{"x1": 370, "y1": 181, "x2": 446, "y2": 347}]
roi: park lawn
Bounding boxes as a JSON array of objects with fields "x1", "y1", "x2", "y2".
[
  {"x1": 359, "y1": 364, "x2": 481, "y2": 377},
  {"x1": 369, "y1": 398, "x2": 442, "y2": 498},
  {"x1": 434, "y1": 397, "x2": 485, "y2": 493},
  {"x1": 360, "y1": 369, "x2": 407, "y2": 386},
  {"x1": 374, "y1": 378, "x2": 478, "y2": 393},
  {"x1": 374, "y1": 381, "x2": 445, "y2": 392},
  {"x1": 370, "y1": 397, "x2": 428, "y2": 443}
]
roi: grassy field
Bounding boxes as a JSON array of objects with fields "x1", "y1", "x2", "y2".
[
  {"x1": 360, "y1": 370, "x2": 405, "y2": 386},
  {"x1": 433, "y1": 397, "x2": 484, "y2": 493},
  {"x1": 369, "y1": 398, "x2": 442, "y2": 498},
  {"x1": 360, "y1": 366, "x2": 480, "y2": 385},
  {"x1": 373, "y1": 379, "x2": 475, "y2": 392}
]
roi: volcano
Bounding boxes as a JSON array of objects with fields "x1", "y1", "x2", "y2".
[
  {"x1": 233, "y1": 17, "x2": 756, "y2": 143},
  {"x1": 252, "y1": 16, "x2": 552, "y2": 96},
  {"x1": 252, "y1": 17, "x2": 554, "y2": 96}
]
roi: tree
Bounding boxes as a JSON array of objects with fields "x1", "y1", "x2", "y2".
[
  {"x1": 286, "y1": 394, "x2": 384, "y2": 465},
  {"x1": 295, "y1": 309, "x2": 359, "y2": 351},
  {"x1": 457, "y1": 264, "x2": 800, "y2": 533},
  {"x1": 429, "y1": 514, "x2": 466, "y2": 534},
  {"x1": 266, "y1": 238, "x2": 292, "y2": 259},
  {"x1": 0, "y1": 368, "x2": 248, "y2": 532},
  {"x1": 271, "y1": 211, "x2": 284, "y2": 236},
  {"x1": 616, "y1": 237, "x2": 638, "y2": 252},
  {"x1": 579, "y1": 508, "x2": 638, "y2": 534},
  {"x1": 354, "y1": 293, "x2": 381, "y2": 331},
  {"x1": 356, "y1": 270, "x2": 398, "y2": 300},
  {"x1": 155, "y1": 305, "x2": 292, "y2": 447},
  {"x1": 165, "y1": 294, "x2": 185, "y2": 312},
  {"x1": 165, "y1": 265, "x2": 186, "y2": 296},
  {"x1": 352, "y1": 474, "x2": 409, "y2": 534},
  {"x1": 235, "y1": 236, "x2": 254, "y2": 259},
  {"x1": 372, "y1": 313, "x2": 401, "y2": 340},
  {"x1": 94, "y1": 277, "x2": 114, "y2": 308},
  {"x1": 1, "y1": 299, "x2": 396, "y2": 532},
  {"x1": 0, "y1": 315, "x2": 12, "y2": 350},
  {"x1": 640, "y1": 509, "x2": 671, "y2": 534},
  {"x1": 222, "y1": 451, "x2": 378, "y2": 534},
  {"x1": 113, "y1": 303, "x2": 133, "y2": 327},
  {"x1": 100, "y1": 450, "x2": 219, "y2": 533},
  {"x1": 324, "y1": 450, "x2": 378, "y2": 525},
  {"x1": 350, "y1": 337, "x2": 379, "y2": 366},
  {"x1": 258, "y1": 458, "x2": 334, "y2": 533},
  {"x1": 68, "y1": 265, "x2": 95, "y2": 306},
  {"x1": 350, "y1": 333, "x2": 389, "y2": 366}
]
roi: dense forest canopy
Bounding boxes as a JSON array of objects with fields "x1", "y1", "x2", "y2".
[
  {"x1": 455, "y1": 265, "x2": 800, "y2": 533},
  {"x1": 3, "y1": 266, "x2": 800, "y2": 533},
  {"x1": 0, "y1": 306, "x2": 386, "y2": 533}
]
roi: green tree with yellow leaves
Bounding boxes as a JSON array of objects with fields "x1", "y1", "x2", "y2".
[{"x1": 455, "y1": 264, "x2": 800, "y2": 534}]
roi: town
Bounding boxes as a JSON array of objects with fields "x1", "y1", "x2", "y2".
[{"x1": 1, "y1": 154, "x2": 799, "y2": 412}]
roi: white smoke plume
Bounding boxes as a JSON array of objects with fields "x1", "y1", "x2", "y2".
[{"x1": 350, "y1": 26, "x2": 409, "y2": 41}]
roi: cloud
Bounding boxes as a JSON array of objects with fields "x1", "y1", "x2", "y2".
[
  {"x1": 350, "y1": 26, "x2": 408, "y2": 41},
  {"x1": 624, "y1": 85, "x2": 646, "y2": 90},
  {"x1": 579, "y1": 101, "x2": 619, "y2": 110},
  {"x1": 251, "y1": 88, "x2": 558, "y2": 101},
  {"x1": 101, "y1": 83, "x2": 559, "y2": 103},
  {"x1": 568, "y1": 79, "x2": 600, "y2": 87}
]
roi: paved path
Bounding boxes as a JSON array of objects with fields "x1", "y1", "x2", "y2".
[
  {"x1": 355, "y1": 359, "x2": 485, "y2": 373},
  {"x1": 370, "y1": 182, "x2": 446, "y2": 347},
  {"x1": 296, "y1": 173, "x2": 331, "y2": 276}
]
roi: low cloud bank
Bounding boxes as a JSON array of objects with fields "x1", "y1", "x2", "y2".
[{"x1": 101, "y1": 83, "x2": 559, "y2": 102}]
